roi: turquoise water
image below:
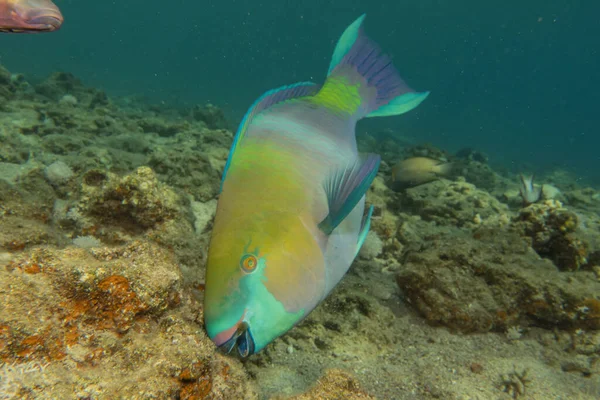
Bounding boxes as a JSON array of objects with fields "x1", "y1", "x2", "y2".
[{"x1": 1, "y1": 0, "x2": 598, "y2": 180}]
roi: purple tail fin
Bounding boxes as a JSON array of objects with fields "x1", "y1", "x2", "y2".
[{"x1": 325, "y1": 14, "x2": 429, "y2": 118}]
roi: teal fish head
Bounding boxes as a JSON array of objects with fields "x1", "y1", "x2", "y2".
[
  {"x1": 204, "y1": 252, "x2": 305, "y2": 358},
  {"x1": 204, "y1": 207, "x2": 325, "y2": 357}
]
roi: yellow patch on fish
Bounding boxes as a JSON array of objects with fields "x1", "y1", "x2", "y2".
[
  {"x1": 391, "y1": 157, "x2": 453, "y2": 187},
  {"x1": 310, "y1": 73, "x2": 363, "y2": 115}
]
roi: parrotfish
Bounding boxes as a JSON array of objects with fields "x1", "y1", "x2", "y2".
[
  {"x1": 204, "y1": 14, "x2": 429, "y2": 357},
  {"x1": 0, "y1": 0, "x2": 63, "y2": 33}
]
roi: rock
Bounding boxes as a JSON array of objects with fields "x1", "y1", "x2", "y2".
[
  {"x1": 542, "y1": 184, "x2": 562, "y2": 201},
  {"x1": 514, "y1": 200, "x2": 588, "y2": 271},
  {"x1": 0, "y1": 64, "x2": 16, "y2": 100},
  {"x1": 452, "y1": 160, "x2": 500, "y2": 191},
  {"x1": 34, "y1": 71, "x2": 111, "y2": 109},
  {"x1": 271, "y1": 369, "x2": 375, "y2": 400},
  {"x1": 190, "y1": 103, "x2": 229, "y2": 130},
  {"x1": 455, "y1": 147, "x2": 489, "y2": 163},
  {"x1": 0, "y1": 241, "x2": 258, "y2": 399},
  {"x1": 564, "y1": 187, "x2": 600, "y2": 212},
  {"x1": 58, "y1": 94, "x2": 78, "y2": 106},
  {"x1": 358, "y1": 231, "x2": 383, "y2": 261},
  {"x1": 501, "y1": 188, "x2": 523, "y2": 207},
  {"x1": 79, "y1": 166, "x2": 182, "y2": 228},
  {"x1": 35, "y1": 71, "x2": 83, "y2": 100},
  {"x1": 44, "y1": 161, "x2": 74, "y2": 186},
  {"x1": 395, "y1": 229, "x2": 600, "y2": 333},
  {"x1": 137, "y1": 117, "x2": 189, "y2": 137},
  {"x1": 402, "y1": 179, "x2": 509, "y2": 228},
  {"x1": 147, "y1": 133, "x2": 224, "y2": 202}
]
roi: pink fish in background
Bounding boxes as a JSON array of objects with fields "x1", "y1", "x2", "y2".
[{"x1": 0, "y1": 0, "x2": 63, "y2": 33}]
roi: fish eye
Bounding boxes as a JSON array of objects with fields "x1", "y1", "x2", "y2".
[{"x1": 240, "y1": 254, "x2": 258, "y2": 273}]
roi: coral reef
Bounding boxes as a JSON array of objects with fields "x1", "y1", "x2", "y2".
[
  {"x1": 78, "y1": 166, "x2": 182, "y2": 229},
  {"x1": 1, "y1": 63, "x2": 600, "y2": 399},
  {"x1": 394, "y1": 227, "x2": 599, "y2": 332},
  {"x1": 515, "y1": 200, "x2": 588, "y2": 271},
  {"x1": 401, "y1": 178, "x2": 510, "y2": 228}
]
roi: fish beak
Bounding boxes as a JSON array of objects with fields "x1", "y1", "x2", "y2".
[
  {"x1": 217, "y1": 321, "x2": 256, "y2": 358},
  {"x1": 26, "y1": 14, "x2": 62, "y2": 31},
  {"x1": 12, "y1": 0, "x2": 64, "y2": 32}
]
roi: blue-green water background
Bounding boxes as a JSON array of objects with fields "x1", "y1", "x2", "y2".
[{"x1": 1, "y1": 1, "x2": 598, "y2": 182}]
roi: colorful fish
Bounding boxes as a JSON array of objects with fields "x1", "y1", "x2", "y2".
[
  {"x1": 204, "y1": 14, "x2": 430, "y2": 357},
  {"x1": 0, "y1": 0, "x2": 63, "y2": 33}
]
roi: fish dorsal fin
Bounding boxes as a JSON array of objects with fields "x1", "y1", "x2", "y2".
[{"x1": 220, "y1": 82, "x2": 321, "y2": 191}]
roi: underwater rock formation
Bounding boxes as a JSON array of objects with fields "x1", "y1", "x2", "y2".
[
  {"x1": 35, "y1": 71, "x2": 109, "y2": 109},
  {"x1": 0, "y1": 64, "x2": 16, "y2": 101},
  {"x1": 190, "y1": 103, "x2": 229, "y2": 130},
  {"x1": 515, "y1": 200, "x2": 588, "y2": 271},
  {"x1": 1, "y1": 62, "x2": 599, "y2": 399},
  {"x1": 271, "y1": 369, "x2": 375, "y2": 400},
  {"x1": 455, "y1": 147, "x2": 489, "y2": 164},
  {"x1": 564, "y1": 187, "x2": 600, "y2": 212},
  {"x1": 0, "y1": 241, "x2": 258, "y2": 398},
  {"x1": 402, "y1": 178, "x2": 510, "y2": 228},
  {"x1": 78, "y1": 166, "x2": 182, "y2": 229},
  {"x1": 395, "y1": 228, "x2": 600, "y2": 332},
  {"x1": 451, "y1": 158, "x2": 500, "y2": 192}
]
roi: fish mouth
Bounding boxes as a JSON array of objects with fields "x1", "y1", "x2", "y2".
[
  {"x1": 216, "y1": 321, "x2": 256, "y2": 358},
  {"x1": 27, "y1": 13, "x2": 62, "y2": 30},
  {"x1": 12, "y1": 1, "x2": 64, "y2": 32}
]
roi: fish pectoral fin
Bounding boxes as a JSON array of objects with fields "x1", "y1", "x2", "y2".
[
  {"x1": 318, "y1": 153, "x2": 380, "y2": 235},
  {"x1": 355, "y1": 205, "x2": 374, "y2": 258}
]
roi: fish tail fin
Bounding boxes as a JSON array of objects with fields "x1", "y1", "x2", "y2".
[
  {"x1": 434, "y1": 162, "x2": 454, "y2": 176},
  {"x1": 313, "y1": 14, "x2": 429, "y2": 120}
]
